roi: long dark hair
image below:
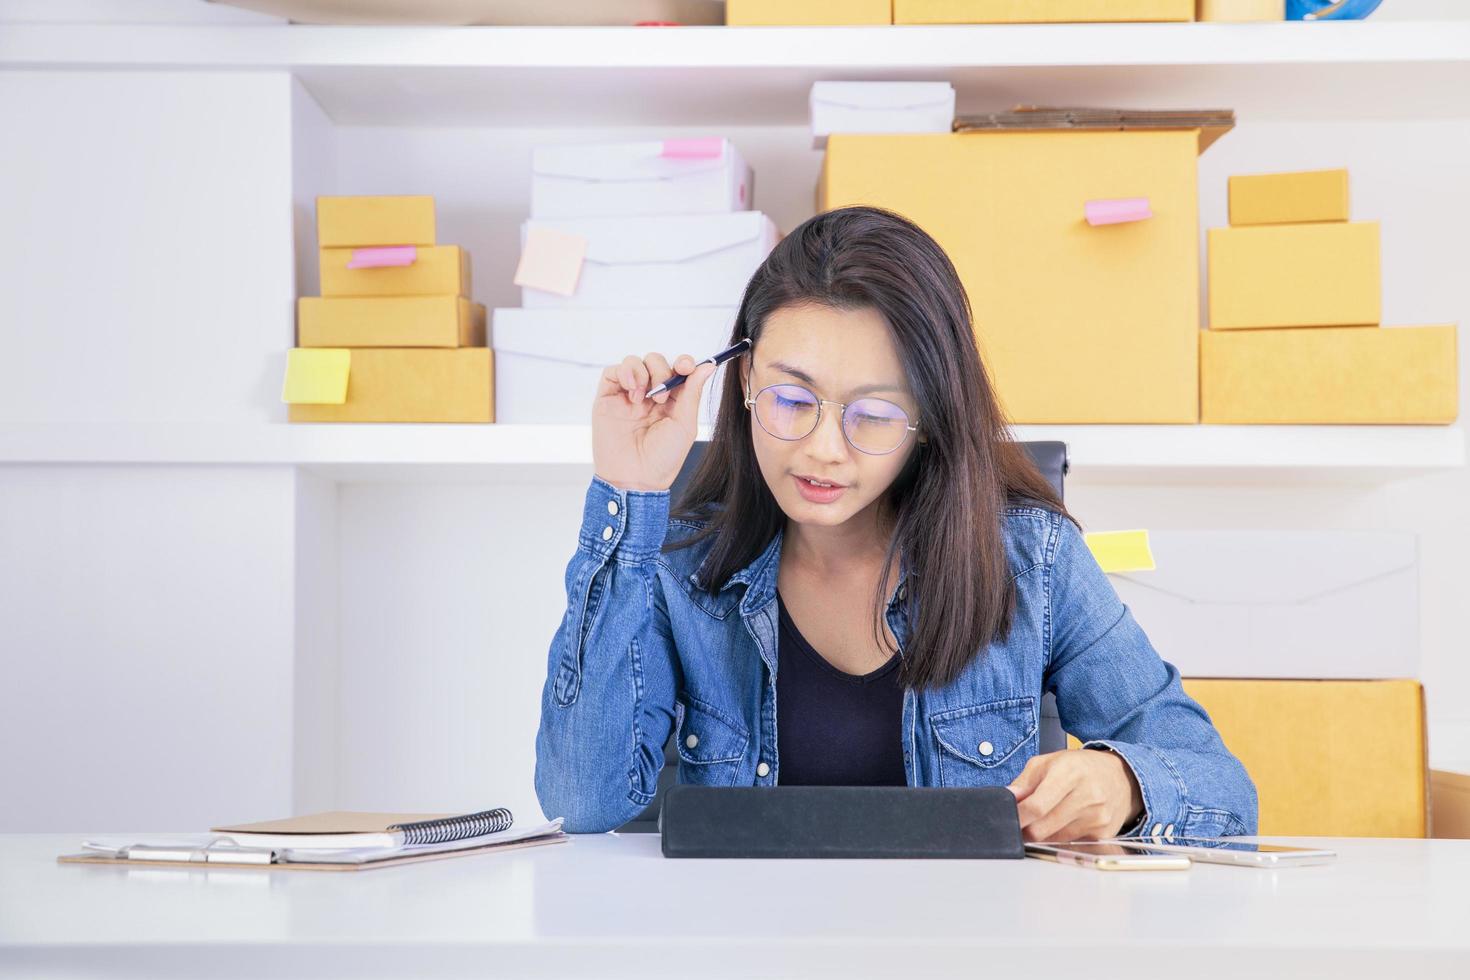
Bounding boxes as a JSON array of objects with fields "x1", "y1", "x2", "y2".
[{"x1": 670, "y1": 205, "x2": 1073, "y2": 691}]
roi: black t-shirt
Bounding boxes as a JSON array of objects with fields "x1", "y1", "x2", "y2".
[{"x1": 774, "y1": 592, "x2": 907, "y2": 786}]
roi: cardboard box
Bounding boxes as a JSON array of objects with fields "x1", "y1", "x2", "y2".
[
  {"x1": 287, "y1": 348, "x2": 493, "y2": 423},
  {"x1": 316, "y1": 195, "x2": 435, "y2": 248},
  {"x1": 531, "y1": 138, "x2": 752, "y2": 219},
  {"x1": 1181, "y1": 679, "x2": 1427, "y2": 838},
  {"x1": 895, "y1": 0, "x2": 1193, "y2": 23},
  {"x1": 518, "y1": 212, "x2": 777, "y2": 310},
  {"x1": 727, "y1": 0, "x2": 892, "y2": 25},
  {"x1": 1112, "y1": 530, "x2": 1418, "y2": 679},
  {"x1": 1197, "y1": 0, "x2": 1283, "y2": 20},
  {"x1": 1228, "y1": 168, "x2": 1350, "y2": 226},
  {"x1": 298, "y1": 296, "x2": 485, "y2": 348},
  {"x1": 1200, "y1": 324, "x2": 1458, "y2": 424},
  {"x1": 319, "y1": 245, "x2": 471, "y2": 298},
  {"x1": 810, "y1": 82, "x2": 955, "y2": 150},
  {"x1": 1431, "y1": 770, "x2": 1470, "y2": 839},
  {"x1": 819, "y1": 130, "x2": 1203, "y2": 423},
  {"x1": 1208, "y1": 222, "x2": 1379, "y2": 330},
  {"x1": 492, "y1": 307, "x2": 737, "y2": 424}
]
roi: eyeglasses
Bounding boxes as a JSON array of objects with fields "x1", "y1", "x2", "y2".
[{"x1": 744, "y1": 383, "x2": 920, "y2": 456}]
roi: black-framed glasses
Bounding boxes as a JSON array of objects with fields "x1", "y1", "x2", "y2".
[{"x1": 744, "y1": 383, "x2": 920, "y2": 456}]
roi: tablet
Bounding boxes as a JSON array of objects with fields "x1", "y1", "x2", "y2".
[
  {"x1": 1129, "y1": 837, "x2": 1337, "y2": 868},
  {"x1": 1024, "y1": 841, "x2": 1191, "y2": 871}
]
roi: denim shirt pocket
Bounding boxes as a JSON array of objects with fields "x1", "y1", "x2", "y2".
[
  {"x1": 674, "y1": 694, "x2": 750, "y2": 787},
  {"x1": 929, "y1": 696, "x2": 1037, "y2": 788}
]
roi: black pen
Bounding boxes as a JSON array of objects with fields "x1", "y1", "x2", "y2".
[{"x1": 644, "y1": 338, "x2": 751, "y2": 397}]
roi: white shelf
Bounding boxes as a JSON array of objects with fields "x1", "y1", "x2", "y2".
[
  {"x1": 3, "y1": 21, "x2": 1468, "y2": 124},
  {"x1": 1, "y1": 422, "x2": 1461, "y2": 484}
]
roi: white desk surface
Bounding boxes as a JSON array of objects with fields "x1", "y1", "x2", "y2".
[{"x1": 2, "y1": 832, "x2": 1466, "y2": 979}]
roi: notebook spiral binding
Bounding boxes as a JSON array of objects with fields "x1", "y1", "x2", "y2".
[{"x1": 388, "y1": 808, "x2": 513, "y2": 845}]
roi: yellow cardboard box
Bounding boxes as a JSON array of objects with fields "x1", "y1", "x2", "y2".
[
  {"x1": 727, "y1": 0, "x2": 892, "y2": 24},
  {"x1": 820, "y1": 130, "x2": 1202, "y2": 423},
  {"x1": 895, "y1": 0, "x2": 1192, "y2": 22},
  {"x1": 319, "y1": 245, "x2": 471, "y2": 299},
  {"x1": 1197, "y1": 0, "x2": 1283, "y2": 20},
  {"x1": 316, "y1": 195, "x2": 436, "y2": 248},
  {"x1": 288, "y1": 348, "x2": 494, "y2": 423},
  {"x1": 298, "y1": 296, "x2": 486, "y2": 348},
  {"x1": 1228, "y1": 168, "x2": 1350, "y2": 226},
  {"x1": 1181, "y1": 679, "x2": 1427, "y2": 838},
  {"x1": 1208, "y1": 222, "x2": 1380, "y2": 330},
  {"x1": 1200, "y1": 324, "x2": 1457, "y2": 424}
]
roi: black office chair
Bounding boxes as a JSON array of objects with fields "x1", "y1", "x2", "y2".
[{"x1": 616, "y1": 440, "x2": 1070, "y2": 833}]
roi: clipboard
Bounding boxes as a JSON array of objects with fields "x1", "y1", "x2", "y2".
[{"x1": 58, "y1": 833, "x2": 568, "y2": 872}]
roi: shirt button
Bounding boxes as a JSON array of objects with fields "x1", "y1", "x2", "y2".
[
  {"x1": 756, "y1": 762, "x2": 770, "y2": 778},
  {"x1": 607, "y1": 499, "x2": 619, "y2": 516},
  {"x1": 1150, "y1": 823, "x2": 1164, "y2": 838},
  {"x1": 1164, "y1": 824, "x2": 1175, "y2": 840},
  {"x1": 978, "y1": 741, "x2": 994, "y2": 757},
  {"x1": 685, "y1": 734, "x2": 699, "y2": 749},
  {"x1": 601, "y1": 525, "x2": 613, "y2": 541}
]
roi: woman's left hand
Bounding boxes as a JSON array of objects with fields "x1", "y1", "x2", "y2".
[{"x1": 1005, "y1": 749, "x2": 1144, "y2": 842}]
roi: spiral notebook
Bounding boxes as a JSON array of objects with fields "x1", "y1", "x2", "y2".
[{"x1": 57, "y1": 808, "x2": 567, "y2": 872}]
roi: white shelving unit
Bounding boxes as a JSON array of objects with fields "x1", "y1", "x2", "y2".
[{"x1": 4, "y1": 8, "x2": 1468, "y2": 833}]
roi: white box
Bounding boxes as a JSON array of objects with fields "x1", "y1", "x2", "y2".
[
  {"x1": 491, "y1": 307, "x2": 739, "y2": 424},
  {"x1": 1110, "y1": 530, "x2": 1418, "y2": 679},
  {"x1": 519, "y1": 212, "x2": 779, "y2": 309},
  {"x1": 531, "y1": 138, "x2": 754, "y2": 218},
  {"x1": 809, "y1": 81, "x2": 956, "y2": 150}
]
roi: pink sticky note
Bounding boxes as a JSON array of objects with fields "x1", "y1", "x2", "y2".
[
  {"x1": 514, "y1": 226, "x2": 588, "y2": 297},
  {"x1": 661, "y1": 137, "x2": 724, "y2": 160},
  {"x1": 1085, "y1": 198, "x2": 1152, "y2": 226},
  {"x1": 347, "y1": 245, "x2": 417, "y2": 268}
]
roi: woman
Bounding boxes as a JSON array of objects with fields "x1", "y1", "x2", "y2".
[{"x1": 535, "y1": 205, "x2": 1256, "y2": 840}]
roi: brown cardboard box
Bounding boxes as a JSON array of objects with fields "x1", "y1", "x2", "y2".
[
  {"x1": 896, "y1": 0, "x2": 1192, "y2": 22},
  {"x1": 1198, "y1": 0, "x2": 1283, "y2": 21},
  {"x1": 820, "y1": 130, "x2": 1203, "y2": 422},
  {"x1": 316, "y1": 195, "x2": 436, "y2": 248},
  {"x1": 319, "y1": 245, "x2": 471, "y2": 298},
  {"x1": 1200, "y1": 324, "x2": 1458, "y2": 424},
  {"x1": 727, "y1": 0, "x2": 892, "y2": 24},
  {"x1": 1182, "y1": 679, "x2": 1428, "y2": 838},
  {"x1": 1208, "y1": 222, "x2": 1380, "y2": 329},
  {"x1": 1431, "y1": 770, "x2": 1470, "y2": 839},
  {"x1": 298, "y1": 296, "x2": 486, "y2": 348},
  {"x1": 288, "y1": 348, "x2": 494, "y2": 423},
  {"x1": 1228, "y1": 168, "x2": 1349, "y2": 226}
]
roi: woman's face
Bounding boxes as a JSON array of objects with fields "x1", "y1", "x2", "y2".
[{"x1": 741, "y1": 303, "x2": 921, "y2": 531}]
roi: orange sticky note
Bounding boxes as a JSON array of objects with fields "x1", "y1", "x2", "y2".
[
  {"x1": 514, "y1": 226, "x2": 587, "y2": 297},
  {"x1": 282, "y1": 348, "x2": 350, "y2": 405}
]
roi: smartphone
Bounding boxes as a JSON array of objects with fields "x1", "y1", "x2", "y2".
[
  {"x1": 1127, "y1": 837, "x2": 1337, "y2": 868},
  {"x1": 1024, "y1": 841, "x2": 1192, "y2": 871}
]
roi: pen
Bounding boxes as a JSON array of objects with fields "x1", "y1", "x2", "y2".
[{"x1": 644, "y1": 338, "x2": 751, "y2": 398}]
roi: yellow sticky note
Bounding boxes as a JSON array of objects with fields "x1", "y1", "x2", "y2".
[
  {"x1": 282, "y1": 348, "x2": 350, "y2": 405},
  {"x1": 513, "y1": 226, "x2": 587, "y2": 296},
  {"x1": 1084, "y1": 530, "x2": 1156, "y2": 574}
]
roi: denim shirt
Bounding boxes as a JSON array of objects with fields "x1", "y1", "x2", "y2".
[{"x1": 535, "y1": 477, "x2": 1258, "y2": 837}]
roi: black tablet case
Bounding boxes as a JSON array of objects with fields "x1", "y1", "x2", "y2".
[{"x1": 659, "y1": 785, "x2": 1024, "y2": 859}]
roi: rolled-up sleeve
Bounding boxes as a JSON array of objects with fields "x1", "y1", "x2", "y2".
[
  {"x1": 533, "y1": 477, "x2": 683, "y2": 834},
  {"x1": 1043, "y1": 515, "x2": 1258, "y2": 839}
]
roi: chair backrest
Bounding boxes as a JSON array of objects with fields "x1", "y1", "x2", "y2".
[{"x1": 617, "y1": 440, "x2": 1070, "y2": 832}]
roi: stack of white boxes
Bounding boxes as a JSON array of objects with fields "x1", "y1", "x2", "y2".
[{"x1": 493, "y1": 138, "x2": 779, "y2": 423}]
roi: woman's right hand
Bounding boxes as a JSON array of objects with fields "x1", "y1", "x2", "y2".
[{"x1": 592, "y1": 352, "x2": 718, "y2": 493}]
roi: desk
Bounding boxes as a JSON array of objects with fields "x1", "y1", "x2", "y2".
[{"x1": 2, "y1": 833, "x2": 1465, "y2": 978}]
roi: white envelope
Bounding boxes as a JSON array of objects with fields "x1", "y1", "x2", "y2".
[
  {"x1": 519, "y1": 212, "x2": 778, "y2": 310},
  {"x1": 1109, "y1": 530, "x2": 1418, "y2": 680},
  {"x1": 491, "y1": 306, "x2": 739, "y2": 424},
  {"x1": 531, "y1": 138, "x2": 754, "y2": 218},
  {"x1": 810, "y1": 81, "x2": 956, "y2": 150}
]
